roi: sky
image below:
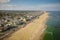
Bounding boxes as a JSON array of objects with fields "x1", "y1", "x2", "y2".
[{"x1": 0, "y1": 0, "x2": 60, "y2": 11}]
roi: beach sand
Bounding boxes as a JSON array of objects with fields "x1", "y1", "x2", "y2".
[{"x1": 3, "y1": 12, "x2": 48, "y2": 40}]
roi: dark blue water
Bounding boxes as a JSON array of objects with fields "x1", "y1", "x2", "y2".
[
  {"x1": 47, "y1": 11, "x2": 60, "y2": 27},
  {"x1": 46, "y1": 11, "x2": 60, "y2": 40}
]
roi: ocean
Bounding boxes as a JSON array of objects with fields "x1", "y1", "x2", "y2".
[
  {"x1": 47, "y1": 11, "x2": 60, "y2": 28},
  {"x1": 43, "y1": 11, "x2": 60, "y2": 40}
]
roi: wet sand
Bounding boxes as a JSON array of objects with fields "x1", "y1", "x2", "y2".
[{"x1": 3, "y1": 12, "x2": 48, "y2": 40}]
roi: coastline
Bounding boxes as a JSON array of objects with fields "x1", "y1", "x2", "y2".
[{"x1": 3, "y1": 12, "x2": 48, "y2": 40}]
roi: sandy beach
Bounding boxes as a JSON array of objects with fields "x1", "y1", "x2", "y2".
[{"x1": 3, "y1": 12, "x2": 48, "y2": 40}]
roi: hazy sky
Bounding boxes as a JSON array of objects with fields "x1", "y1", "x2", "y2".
[{"x1": 0, "y1": 0, "x2": 60, "y2": 11}]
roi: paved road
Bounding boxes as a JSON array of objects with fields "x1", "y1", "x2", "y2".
[{"x1": 3, "y1": 12, "x2": 48, "y2": 40}]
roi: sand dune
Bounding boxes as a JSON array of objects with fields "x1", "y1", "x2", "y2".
[{"x1": 3, "y1": 12, "x2": 48, "y2": 40}]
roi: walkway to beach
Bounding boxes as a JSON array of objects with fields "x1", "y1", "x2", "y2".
[{"x1": 3, "y1": 12, "x2": 48, "y2": 40}]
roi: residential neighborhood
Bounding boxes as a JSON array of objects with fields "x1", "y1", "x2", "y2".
[{"x1": 0, "y1": 11, "x2": 44, "y2": 40}]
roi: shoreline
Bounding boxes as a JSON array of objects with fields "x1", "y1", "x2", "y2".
[{"x1": 3, "y1": 12, "x2": 48, "y2": 40}]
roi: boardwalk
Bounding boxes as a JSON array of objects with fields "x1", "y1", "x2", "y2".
[{"x1": 3, "y1": 12, "x2": 48, "y2": 40}]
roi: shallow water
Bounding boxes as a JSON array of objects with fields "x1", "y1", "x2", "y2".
[{"x1": 43, "y1": 11, "x2": 60, "y2": 40}]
